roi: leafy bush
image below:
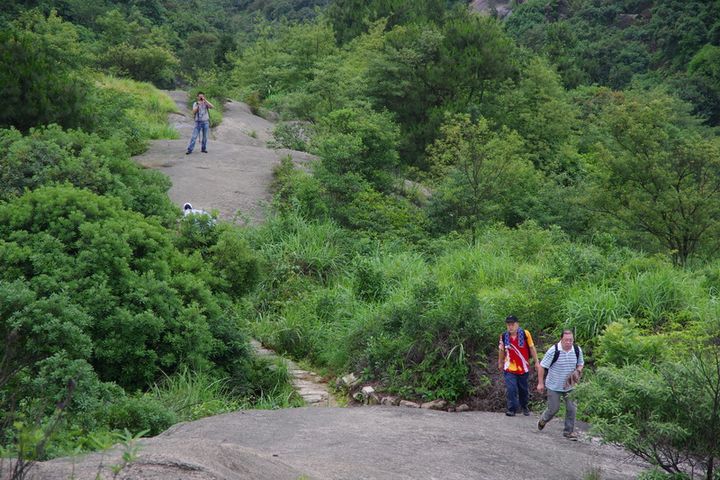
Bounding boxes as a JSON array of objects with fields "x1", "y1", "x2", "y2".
[
  {"x1": 578, "y1": 348, "x2": 720, "y2": 478},
  {"x1": 270, "y1": 122, "x2": 312, "y2": 151},
  {"x1": 208, "y1": 229, "x2": 261, "y2": 297},
  {"x1": 312, "y1": 105, "x2": 400, "y2": 191},
  {"x1": 594, "y1": 319, "x2": 666, "y2": 367},
  {"x1": 0, "y1": 125, "x2": 176, "y2": 221},
  {"x1": 104, "y1": 395, "x2": 176, "y2": 436},
  {"x1": 0, "y1": 10, "x2": 90, "y2": 132},
  {"x1": 0, "y1": 186, "x2": 249, "y2": 392}
]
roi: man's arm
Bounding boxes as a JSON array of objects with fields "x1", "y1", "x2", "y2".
[
  {"x1": 498, "y1": 342, "x2": 504, "y2": 371},
  {"x1": 204, "y1": 99, "x2": 215, "y2": 109},
  {"x1": 536, "y1": 366, "x2": 545, "y2": 393},
  {"x1": 530, "y1": 345, "x2": 540, "y2": 371}
]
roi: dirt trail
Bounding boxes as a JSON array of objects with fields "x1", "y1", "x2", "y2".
[
  {"x1": 135, "y1": 91, "x2": 314, "y2": 224},
  {"x1": 134, "y1": 91, "x2": 334, "y2": 407}
]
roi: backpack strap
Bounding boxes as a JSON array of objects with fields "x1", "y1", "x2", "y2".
[
  {"x1": 548, "y1": 343, "x2": 580, "y2": 368},
  {"x1": 549, "y1": 343, "x2": 560, "y2": 367}
]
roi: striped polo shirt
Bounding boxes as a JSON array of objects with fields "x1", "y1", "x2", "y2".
[{"x1": 540, "y1": 342, "x2": 584, "y2": 393}]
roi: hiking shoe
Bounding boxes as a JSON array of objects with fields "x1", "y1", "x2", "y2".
[
  {"x1": 563, "y1": 431, "x2": 578, "y2": 441},
  {"x1": 523, "y1": 407, "x2": 530, "y2": 416},
  {"x1": 537, "y1": 418, "x2": 546, "y2": 431},
  {"x1": 185, "y1": 151, "x2": 191, "y2": 155},
  {"x1": 201, "y1": 149, "x2": 208, "y2": 153},
  {"x1": 505, "y1": 411, "x2": 516, "y2": 417}
]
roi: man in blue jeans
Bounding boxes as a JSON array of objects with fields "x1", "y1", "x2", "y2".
[
  {"x1": 498, "y1": 315, "x2": 540, "y2": 416},
  {"x1": 186, "y1": 92, "x2": 214, "y2": 154}
]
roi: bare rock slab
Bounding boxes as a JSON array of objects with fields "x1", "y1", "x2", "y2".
[{"x1": 32, "y1": 408, "x2": 648, "y2": 480}]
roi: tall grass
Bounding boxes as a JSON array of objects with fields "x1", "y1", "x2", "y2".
[
  {"x1": 563, "y1": 285, "x2": 625, "y2": 341},
  {"x1": 150, "y1": 368, "x2": 240, "y2": 422},
  {"x1": 150, "y1": 364, "x2": 301, "y2": 421},
  {"x1": 97, "y1": 75, "x2": 180, "y2": 140}
]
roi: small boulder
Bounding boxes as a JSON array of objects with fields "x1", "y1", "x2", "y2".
[
  {"x1": 456, "y1": 404, "x2": 471, "y2": 412},
  {"x1": 399, "y1": 400, "x2": 420, "y2": 408},
  {"x1": 421, "y1": 399, "x2": 448, "y2": 411},
  {"x1": 338, "y1": 373, "x2": 360, "y2": 389},
  {"x1": 361, "y1": 386, "x2": 375, "y2": 396},
  {"x1": 355, "y1": 385, "x2": 379, "y2": 405},
  {"x1": 380, "y1": 396, "x2": 400, "y2": 406}
]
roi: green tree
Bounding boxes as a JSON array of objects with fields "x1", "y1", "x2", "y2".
[
  {"x1": 312, "y1": 105, "x2": 400, "y2": 191},
  {"x1": 0, "y1": 10, "x2": 90, "y2": 131},
  {"x1": 492, "y1": 57, "x2": 578, "y2": 173},
  {"x1": 686, "y1": 44, "x2": 720, "y2": 125},
  {"x1": 0, "y1": 186, "x2": 247, "y2": 390},
  {"x1": 326, "y1": 0, "x2": 458, "y2": 45},
  {"x1": 367, "y1": 14, "x2": 517, "y2": 166},
  {"x1": 585, "y1": 92, "x2": 720, "y2": 265},
  {"x1": 578, "y1": 347, "x2": 720, "y2": 479},
  {"x1": 427, "y1": 114, "x2": 537, "y2": 240}
]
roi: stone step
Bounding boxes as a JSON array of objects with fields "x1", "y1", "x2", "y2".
[{"x1": 250, "y1": 339, "x2": 337, "y2": 407}]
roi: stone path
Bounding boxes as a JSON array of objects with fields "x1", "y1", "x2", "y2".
[{"x1": 252, "y1": 340, "x2": 337, "y2": 407}]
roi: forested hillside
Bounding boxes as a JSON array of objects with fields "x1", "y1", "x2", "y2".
[{"x1": 2, "y1": 0, "x2": 720, "y2": 478}]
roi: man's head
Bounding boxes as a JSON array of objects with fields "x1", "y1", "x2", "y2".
[
  {"x1": 183, "y1": 203, "x2": 192, "y2": 211},
  {"x1": 197, "y1": 92, "x2": 205, "y2": 101},
  {"x1": 505, "y1": 315, "x2": 519, "y2": 334},
  {"x1": 560, "y1": 329, "x2": 574, "y2": 351}
]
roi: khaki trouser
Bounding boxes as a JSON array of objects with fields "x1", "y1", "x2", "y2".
[{"x1": 541, "y1": 389, "x2": 576, "y2": 433}]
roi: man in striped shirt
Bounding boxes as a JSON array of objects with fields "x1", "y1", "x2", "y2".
[{"x1": 537, "y1": 330, "x2": 584, "y2": 440}]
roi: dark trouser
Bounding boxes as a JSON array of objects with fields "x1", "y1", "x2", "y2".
[
  {"x1": 541, "y1": 389, "x2": 576, "y2": 433},
  {"x1": 503, "y1": 371, "x2": 529, "y2": 412}
]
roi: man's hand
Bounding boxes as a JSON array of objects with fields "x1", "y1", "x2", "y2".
[{"x1": 536, "y1": 382, "x2": 545, "y2": 393}]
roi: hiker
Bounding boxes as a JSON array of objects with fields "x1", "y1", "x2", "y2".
[
  {"x1": 498, "y1": 315, "x2": 540, "y2": 417},
  {"x1": 186, "y1": 92, "x2": 214, "y2": 155},
  {"x1": 537, "y1": 329, "x2": 584, "y2": 440}
]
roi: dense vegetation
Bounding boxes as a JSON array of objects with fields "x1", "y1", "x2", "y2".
[
  {"x1": 2, "y1": 0, "x2": 720, "y2": 478},
  {"x1": 0, "y1": 3, "x2": 300, "y2": 468}
]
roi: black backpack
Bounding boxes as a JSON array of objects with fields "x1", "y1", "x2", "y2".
[{"x1": 544, "y1": 343, "x2": 580, "y2": 376}]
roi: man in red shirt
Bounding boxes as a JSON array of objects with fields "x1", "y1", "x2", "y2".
[{"x1": 498, "y1": 315, "x2": 540, "y2": 416}]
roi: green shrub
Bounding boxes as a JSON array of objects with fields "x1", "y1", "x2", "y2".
[
  {"x1": 0, "y1": 125, "x2": 176, "y2": 221},
  {"x1": 594, "y1": 319, "x2": 666, "y2": 367},
  {"x1": 353, "y1": 257, "x2": 387, "y2": 302},
  {"x1": 578, "y1": 348, "x2": 720, "y2": 477},
  {"x1": 0, "y1": 186, "x2": 247, "y2": 391},
  {"x1": 0, "y1": 11, "x2": 91, "y2": 132},
  {"x1": 312, "y1": 105, "x2": 400, "y2": 191},
  {"x1": 270, "y1": 122, "x2": 312, "y2": 151},
  {"x1": 104, "y1": 395, "x2": 176, "y2": 436},
  {"x1": 209, "y1": 229, "x2": 261, "y2": 297}
]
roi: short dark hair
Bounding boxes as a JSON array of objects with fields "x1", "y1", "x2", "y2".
[
  {"x1": 197, "y1": 91, "x2": 205, "y2": 96},
  {"x1": 505, "y1": 315, "x2": 519, "y2": 323},
  {"x1": 561, "y1": 329, "x2": 574, "y2": 338}
]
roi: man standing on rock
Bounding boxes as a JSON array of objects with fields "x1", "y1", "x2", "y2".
[
  {"x1": 498, "y1": 315, "x2": 540, "y2": 417},
  {"x1": 186, "y1": 92, "x2": 214, "y2": 155},
  {"x1": 537, "y1": 329, "x2": 584, "y2": 440}
]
